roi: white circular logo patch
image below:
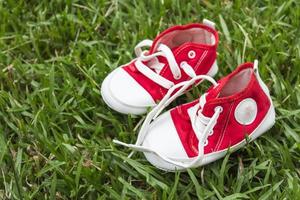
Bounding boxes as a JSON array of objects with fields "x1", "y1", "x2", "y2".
[{"x1": 234, "y1": 98, "x2": 257, "y2": 125}]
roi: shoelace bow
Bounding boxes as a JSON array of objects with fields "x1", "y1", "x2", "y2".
[
  {"x1": 133, "y1": 39, "x2": 197, "y2": 89},
  {"x1": 114, "y1": 74, "x2": 223, "y2": 169}
]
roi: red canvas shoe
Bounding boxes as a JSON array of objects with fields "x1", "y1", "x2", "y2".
[
  {"x1": 101, "y1": 19, "x2": 219, "y2": 115},
  {"x1": 114, "y1": 60, "x2": 276, "y2": 171}
]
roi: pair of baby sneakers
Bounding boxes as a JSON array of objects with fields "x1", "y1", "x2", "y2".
[{"x1": 101, "y1": 19, "x2": 275, "y2": 171}]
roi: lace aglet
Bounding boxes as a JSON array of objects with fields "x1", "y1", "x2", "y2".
[
  {"x1": 114, "y1": 139, "x2": 135, "y2": 163},
  {"x1": 113, "y1": 139, "x2": 130, "y2": 147},
  {"x1": 128, "y1": 151, "x2": 135, "y2": 158},
  {"x1": 122, "y1": 151, "x2": 135, "y2": 164}
]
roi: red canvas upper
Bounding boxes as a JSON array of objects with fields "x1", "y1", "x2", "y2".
[
  {"x1": 170, "y1": 62, "x2": 271, "y2": 157},
  {"x1": 123, "y1": 23, "x2": 219, "y2": 102}
]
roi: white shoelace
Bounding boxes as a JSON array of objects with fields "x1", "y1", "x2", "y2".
[
  {"x1": 113, "y1": 74, "x2": 223, "y2": 169},
  {"x1": 134, "y1": 39, "x2": 197, "y2": 89}
]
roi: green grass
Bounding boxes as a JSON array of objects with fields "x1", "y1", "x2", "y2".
[{"x1": 0, "y1": 0, "x2": 300, "y2": 199}]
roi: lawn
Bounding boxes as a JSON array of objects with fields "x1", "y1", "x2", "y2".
[{"x1": 0, "y1": 0, "x2": 300, "y2": 199}]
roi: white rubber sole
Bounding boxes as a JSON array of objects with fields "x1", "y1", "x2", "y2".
[
  {"x1": 143, "y1": 103, "x2": 276, "y2": 171},
  {"x1": 101, "y1": 61, "x2": 218, "y2": 115}
]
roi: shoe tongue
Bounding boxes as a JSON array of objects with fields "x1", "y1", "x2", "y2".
[
  {"x1": 147, "y1": 58, "x2": 165, "y2": 73},
  {"x1": 203, "y1": 76, "x2": 229, "y2": 103},
  {"x1": 149, "y1": 33, "x2": 166, "y2": 54},
  {"x1": 149, "y1": 25, "x2": 195, "y2": 54},
  {"x1": 146, "y1": 45, "x2": 180, "y2": 74}
]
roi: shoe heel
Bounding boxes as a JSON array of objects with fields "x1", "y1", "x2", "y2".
[{"x1": 207, "y1": 60, "x2": 218, "y2": 77}]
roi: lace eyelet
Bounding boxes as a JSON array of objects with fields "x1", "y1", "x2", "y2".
[
  {"x1": 215, "y1": 106, "x2": 223, "y2": 112},
  {"x1": 204, "y1": 140, "x2": 208, "y2": 146},
  {"x1": 174, "y1": 74, "x2": 181, "y2": 80},
  {"x1": 208, "y1": 130, "x2": 214, "y2": 136},
  {"x1": 196, "y1": 109, "x2": 202, "y2": 116},
  {"x1": 180, "y1": 61, "x2": 187, "y2": 68},
  {"x1": 188, "y1": 50, "x2": 196, "y2": 59}
]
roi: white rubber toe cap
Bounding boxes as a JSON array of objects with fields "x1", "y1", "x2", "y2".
[
  {"x1": 101, "y1": 67, "x2": 156, "y2": 115},
  {"x1": 142, "y1": 111, "x2": 189, "y2": 171}
]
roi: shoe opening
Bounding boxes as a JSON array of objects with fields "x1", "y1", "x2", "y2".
[
  {"x1": 219, "y1": 68, "x2": 253, "y2": 97},
  {"x1": 156, "y1": 26, "x2": 216, "y2": 49}
]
